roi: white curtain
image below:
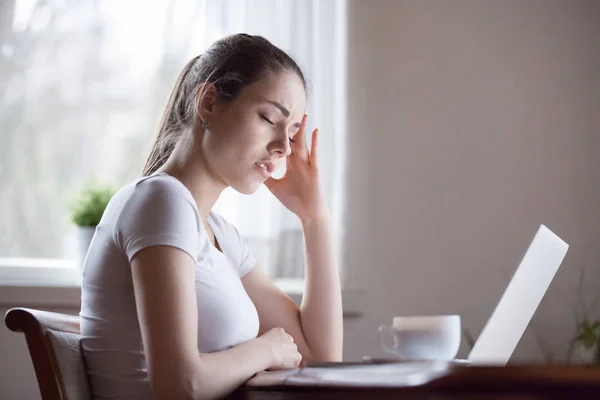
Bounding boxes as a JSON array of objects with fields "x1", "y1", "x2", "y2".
[
  {"x1": 0, "y1": 0, "x2": 346, "y2": 278},
  {"x1": 193, "y1": 0, "x2": 348, "y2": 278}
]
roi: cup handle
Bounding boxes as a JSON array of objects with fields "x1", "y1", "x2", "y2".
[{"x1": 377, "y1": 324, "x2": 399, "y2": 356}]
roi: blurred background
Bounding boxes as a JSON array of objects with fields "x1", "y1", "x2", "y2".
[
  {"x1": 0, "y1": 0, "x2": 347, "y2": 279},
  {"x1": 2, "y1": 0, "x2": 600, "y2": 398}
]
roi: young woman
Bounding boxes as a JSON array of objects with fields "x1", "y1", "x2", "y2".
[{"x1": 80, "y1": 33, "x2": 343, "y2": 399}]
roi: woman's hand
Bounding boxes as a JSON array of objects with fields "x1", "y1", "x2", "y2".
[
  {"x1": 255, "y1": 327, "x2": 302, "y2": 370},
  {"x1": 264, "y1": 115, "x2": 329, "y2": 223}
]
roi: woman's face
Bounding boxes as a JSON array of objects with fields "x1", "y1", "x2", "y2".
[{"x1": 200, "y1": 72, "x2": 306, "y2": 194}]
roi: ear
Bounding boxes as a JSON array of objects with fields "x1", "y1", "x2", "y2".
[{"x1": 196, "y1": 82, "x2": 218, "y2": 123}]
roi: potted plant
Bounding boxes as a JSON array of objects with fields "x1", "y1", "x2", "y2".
[
  {"x1": 68, "y1": 181, "x2": 115, "y2": 269},
  {"x1": 571, "y1": 319, "x2": 600, "y2": 365},
  {"x1": 462, "y1": 267, "x2": 600, "y2": 365}
]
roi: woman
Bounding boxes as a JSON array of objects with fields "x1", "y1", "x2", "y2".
[{"x1": 80, "y1": 33, "x2": 343, "y2": 400}]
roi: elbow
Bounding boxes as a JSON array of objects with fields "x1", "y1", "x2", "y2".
[
  {"x1": 151, "y1": 371, "x2": 204, "y2": 400},
  {"x1": 152, "y1": 383, "x2": 194, "y2": 400},
  {"x1": 304, "y1": 347, "x2": 343, "y2": 363},
  {"x1": 328, "y1": 352, "x2": 344, "y2": 362},
  {"x1": 305, "y1": 333, "x2": 344, "y2": 362},
  {"x1": 318, "y1": 352, "x2": 343, "y2": 363}
]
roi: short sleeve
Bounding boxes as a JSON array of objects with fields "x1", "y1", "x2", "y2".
[
  {"x1": 209, "y1": 212, "x2": 256, "y2": 277},
  {"x1": 236, "y1": 226, "x2": 257, "y2": 278},
  {"x1": 115, "y1": 176, "x2": 201, "y2": 262}
]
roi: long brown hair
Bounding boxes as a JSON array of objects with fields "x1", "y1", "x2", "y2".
[{"x1": 141, "y1": 34, "x2": 306, "y2": 176}]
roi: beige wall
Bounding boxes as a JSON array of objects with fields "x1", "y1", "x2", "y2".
[{"x1": 342, "y1": 0, "x2": 600, "y2": 362}]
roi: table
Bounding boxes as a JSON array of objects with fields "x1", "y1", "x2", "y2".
[{"x1": 232, "y1": 361, "x2": 600, "y2": 399}]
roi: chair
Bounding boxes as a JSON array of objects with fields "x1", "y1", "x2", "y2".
[{"x1": 4, "y1": 307, "x2": 92, "y2": 400}]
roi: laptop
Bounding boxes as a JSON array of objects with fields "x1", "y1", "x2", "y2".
[
  {"x1": 466, "y1": 224, "x2": 569, "y2": 365},
  {"x1": 306, "y1": 224, "x2": 569, "y2": 369}
]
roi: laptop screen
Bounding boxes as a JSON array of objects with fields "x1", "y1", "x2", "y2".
[{"x1": 467, "y1": 225, "x2": 569, "y2": 365}]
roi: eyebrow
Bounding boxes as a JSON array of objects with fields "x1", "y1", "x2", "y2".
[{"x1": 267, "y1": 101, "x2": 302, "y2": 128}]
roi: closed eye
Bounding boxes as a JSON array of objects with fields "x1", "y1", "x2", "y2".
[
  {"x1": 260, "y1": 114, "x2": 274, "y2": 125},
  {"x1": 261, "y1": 114, "x2": 296, "y2": 143}
]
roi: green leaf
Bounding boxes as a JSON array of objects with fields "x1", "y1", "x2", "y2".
[
  {"x1": 68, "y1": 181, "x2": 116, "y2": 227},
  {"x1": 576, "y1": 321, "x2": 600, "y2": 349}
]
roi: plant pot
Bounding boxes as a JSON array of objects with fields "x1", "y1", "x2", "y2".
[
  {"x1": 75, "y1": 226, "x2": 96, "y2": 270},
  {"x1": 574, "y1": 343, "x2": 598, "y2": 365}
]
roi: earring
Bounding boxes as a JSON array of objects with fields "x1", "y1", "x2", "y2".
[{"x1": 201, "y1": 120, "x2": 209, "y2": 130}]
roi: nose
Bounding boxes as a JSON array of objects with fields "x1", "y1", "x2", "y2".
[{"x1": 268, "y1": 130, "x2": 292, "y2": 157}]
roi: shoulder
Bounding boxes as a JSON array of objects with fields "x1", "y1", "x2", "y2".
[
  {"x1": 113, "y1": 174, "x2": 203, "y2": 260},
  {"x1": 131, "y1": 173, "x2": 195, "y2": 204},
  {"x1": 208, "y1": 211, "x2": 243, "y2": 239},
  {"x1": 209, "y1": 211, "x2": 256, "y2": 275},
  {"x1": 208, "y1": 211, "x2": 232, "y2": 229},
  {"x1": 113, "y1": 173, "x2": 199, "y2": 218},
  {"x1": 114, "y1": 173, "x2": 201, "y2": 234}
]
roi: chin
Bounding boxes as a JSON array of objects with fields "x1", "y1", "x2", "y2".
[{"x1": 231, "y1": 180, "x2": 262, "y2": 195}]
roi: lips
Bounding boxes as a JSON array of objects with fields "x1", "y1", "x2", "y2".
[{"x1": 255, "y1": 161, "x2": 275, "y2": 174}]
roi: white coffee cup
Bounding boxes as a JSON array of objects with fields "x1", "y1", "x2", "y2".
[{"x1": 377, "y1": 315, "x2": 461, "y2": 360}]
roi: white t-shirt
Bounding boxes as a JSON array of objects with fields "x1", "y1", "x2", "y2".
[{"x1": 80, "y1": 173, "x2": 259, "y2": 399}]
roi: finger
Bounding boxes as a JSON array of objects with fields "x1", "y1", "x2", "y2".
[
  {"x1": 309, "y1": 128, "x2": 319, "y2": 167},
  {"x1": 293, "y1": 114, "x2": 309, "y2": 159},
  {"x1": 263, "y1": 176, "x2": 283, "y2": 194}
]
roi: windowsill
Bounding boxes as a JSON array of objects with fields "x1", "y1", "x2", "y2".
[{"x1": 0, "y1": 259, "x2": 364, "y2": 317}]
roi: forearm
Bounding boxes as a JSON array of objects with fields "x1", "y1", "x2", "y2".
[
  {"x1": 189, "y1": 338, "x2": 270, "y2": 399},
  {"x1": 299, "y1": 216, "x2": 343, "y2": 361}
]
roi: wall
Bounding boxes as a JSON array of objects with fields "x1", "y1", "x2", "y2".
[{"x1": 342, "y1": 0, "x2": 600, "y2": 362}]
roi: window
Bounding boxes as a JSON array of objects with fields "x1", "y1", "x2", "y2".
[{"x1": 0, "y1": 0, "x2": 346, "y2": 282}]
